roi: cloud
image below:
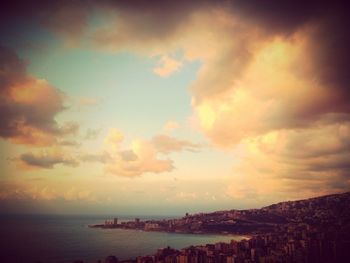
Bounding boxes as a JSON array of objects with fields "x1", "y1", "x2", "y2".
[
  {"x1": 163, "y1": 121, "x2": 180, "y2": 133},
  {"x1": 2, "y1": 0, "x2": 350, "y2": 198},
  {"x1": 152, "y1": 134, "x2": 201, "y2": 154},
  {"x1": 82, "y1": 131, "x2": 201, "y2": 177},
  {"x1": 3, "y1": 1, "x2": 350, "y2": 103},
  {"x1": 63, "y1": 188, "x2": 95, "y2": 202},
  {"x1": 0, "y1": 46, "x2": 78, "y2": 146},
  {"x1": 90, "y1": 1, "x2": 205, "y2": 55},
  {"x1": 19, "y1": 151, "x2": 78, "y2": 169},
  {"x1": 40, "y1": 1, "x2": 90, "y2": 46},
  {"x1": 78, "y1": 97, "x2": 99, "y2": 107},
  {"x1": 226, "y1": 122, "x2": 350, "y2": 200},
  {"x1": 0, "y1": 181, "x2": 95, "y2": 202},
  {"x1": 193, "y1": 32, "x2": 348, "y2": 147},
  {"x1": 105, "y1": 140, "x2": 174, "y2": 177},
  {"x1": 84, "y1": 128, "x2": 101, "y2": 140},
  {"x1": 4, "y1": 2, "x2": 349, "y2": 125},
  {"x1": 78, "y1": 129, "x2": 176, "y2": 177},
  {"x1": 153, "y1": 55, "x2": 182, "y2": 77},
  {"x1": 18, "y1": 186, "x2": 59, "y2": 201},
  {"x1": 80, "y1": 151, "x2": 111, "y2": 163},
  {"x1": 119, "y1": 150, "x2": 138, "y2": 162},
  {"x1": 229, "y1": 0, "x2": 350, "y2": 103},
  {"x1": 58, "y1": 140, "x2": 80, "y2": 147},
  {"x1": 104, "y1": 128, "x2": 124, "y2": 148},
  {"x1": 1, "y1": 1, "x2": 91, "y2": 47},
  {"x1": 77, "y1": 2, "x2": 350, "y2": 140}
]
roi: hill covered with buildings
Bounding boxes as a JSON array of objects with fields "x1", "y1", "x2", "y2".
[
  {"x1": 92, "y1": 192, "x2": 350, "y2": 236},
  {"x1": 87, "y1": 192, "x2": 350, "y2": 263}
]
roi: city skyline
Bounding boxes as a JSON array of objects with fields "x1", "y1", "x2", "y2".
[{"x1": 0, "y1": 0, "x2": 349, "y2": 215}]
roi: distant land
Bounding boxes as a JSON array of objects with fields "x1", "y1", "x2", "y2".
[
  {"x1": 85, "y1": 192, "x2": 350, "y2": 263},
  {"x1": 90, "y1": 191, "x2": 350, "y2": 236}
]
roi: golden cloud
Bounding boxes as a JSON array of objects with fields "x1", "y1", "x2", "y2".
[
  {"x1": 227, "y1": 122, "x2": 350, "y2": 200},
  {"x1": 105, "y1": 139, "x2": 174, "y2": 177},
  {"x1": 152, "y1": 134, "x2": 201, "y2": 154},
  {"x1": 98, "y1": 131, "x2": 201, "y2": 177},
  {"x1": 2, "y1": 0, "x2": 350, "y2": 198},
  {"x1": 153, "y1": 55, "x2": 183, "y2": 77},
  {"x1": 163, "y1": 121, "x2": 180, "y2": 133},
  {"x1": 0, "y1": 46, "x2": 78, "y2": 146}
]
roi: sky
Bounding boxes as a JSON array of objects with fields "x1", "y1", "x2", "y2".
[{"x1": 0, "y1": 0, "x2": 349, "y2": 216}]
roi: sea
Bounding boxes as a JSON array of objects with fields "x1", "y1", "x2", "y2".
[{"x1": 0, "y1": 214, "x2": 246, "y2": 263}]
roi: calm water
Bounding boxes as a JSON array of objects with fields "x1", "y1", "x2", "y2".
[{"x1": 0, "y1": 215, "x2": 245, "y2": 263}]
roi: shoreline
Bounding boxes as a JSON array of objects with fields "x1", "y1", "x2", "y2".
[{"x1": 88, "y1": 224, "x2": 252, "y2": 240}]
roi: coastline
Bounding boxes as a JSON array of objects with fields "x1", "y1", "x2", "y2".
[{"x1": 88, "y1": 223, "x2": 252, "y2": 240}]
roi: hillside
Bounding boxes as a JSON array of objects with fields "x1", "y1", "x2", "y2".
[
  {"x1": 262, "y1": 192, "x2": 350, "y2": 225},
  {"x1": 93, "y1": 192, "x2": 350, "y2": 236},
  {"x1": 183, "y1": 191, "x2": 350, "y2": 234}
]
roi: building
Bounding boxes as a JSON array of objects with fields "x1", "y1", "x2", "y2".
[{"x1": 145, "y1": 223, "x2": 159, "y2": 230}]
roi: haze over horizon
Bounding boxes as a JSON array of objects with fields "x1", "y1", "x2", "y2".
[{"x1": 1, "y1": 0, "x2": 349, "y2": 216}]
